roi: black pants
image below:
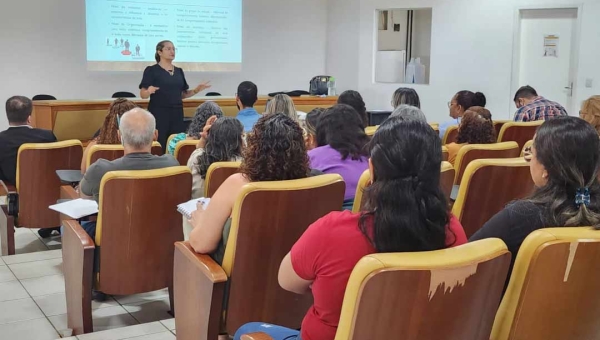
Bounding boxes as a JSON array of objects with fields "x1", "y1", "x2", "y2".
[{"x1": 149, "y1": 105, "x2": 185, "y2": 150}]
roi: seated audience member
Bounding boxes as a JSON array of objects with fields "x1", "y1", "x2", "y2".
[
  {"x1": 391, "y1": 87, "x2": 421, "y2": 109},
  {"x1": 579, "y1": 95, "x2": 600, "y2": 134},
  {"x1": 309, "y1": 104, "x2": 369, "y2": 209},
  {"x1": 338, "y1": 90, "x2": 368, "y2": 127},
  {"x1": 233, "y1": 117, "x2": 467, "y2": 340},
  {"x1": 265, "y1": 94, "x2": 299, "y2": 122},
  {"x1": 439, "y1": 90, "x2": 487, "y2": 139},
  {"x1": 446, "y1": 107, "x2": 496, "y2": 165},
  {"x1": 470, "y1": 116, "x2": 600, "y2": 274},
  {"x1": 189, "y1": 113, "x2": 311, "y2": 263},
  {"x1": 235, "y1": 81, "x2": 261, "y2": 132},
  {"x1": 513, "y1": 85, "x2": 568, "y2": 122},
  {"x1": 81, "y1": 98, "x2": 137, "y2": 173},
  {"x1": 183, "y1": 116, "x2": 244, "y2": 239},
  {"x1": 389, "y1": 104, "x2": 427, "y2": 122},
  {"x1": 167, "y1": 101, "x2": 224, "y2": 155},
  {"x1": 78, "y1": 108, "x2": 179, "y2": 240},
  {"x1": 304, "y1": 108, "x2": 324, "y2": 151}
]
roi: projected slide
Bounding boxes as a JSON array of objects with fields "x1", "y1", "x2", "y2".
[{"x1": 86, "y1": 0, "x2": 242, "y2": 71}]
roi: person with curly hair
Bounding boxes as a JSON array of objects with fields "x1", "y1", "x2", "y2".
[
  {"x1": 189, "y1": 113, "x2": 310, "y2": 263},
  {"x1": 81, "y1": 98, "x2": 138, "y2": 173},
  {"x1": 580, "y1": 95, "x2": 600, "y2": 135},
  {"x1": 166, "y1": 101, "x2": 224, "y2": 155},
  {"x1": 446, "y1": 106, "x2": 496, "y2": 165},
  {"x1": 309, "y1": 104, "x2": 369, "y2": 209}
]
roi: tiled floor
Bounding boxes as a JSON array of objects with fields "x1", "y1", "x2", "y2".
[{"x1": 0, "y1": 230, "x2": 178, "y2": 340}]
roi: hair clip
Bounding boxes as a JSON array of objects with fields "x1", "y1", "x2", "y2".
[{"x1": 575, "y1": 187, "x2": 591, "y2": 208}]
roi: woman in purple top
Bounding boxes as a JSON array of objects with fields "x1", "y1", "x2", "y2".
[{"x1": 308, "y1": 104, "x2": 370, "y2": 209}]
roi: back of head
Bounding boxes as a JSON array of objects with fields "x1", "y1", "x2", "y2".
[
  {"x1": 119, "y1": 108, "x2": 156, "y2": 150},
  {"x1": 455, "y1": 90, "x2": 487, "y2": 110},
  {"x1": 456, "y1": 106, "x2": 496, "y2": 144},
  {"x1": 187, "y1": 101, "x2": 224, "y2": 138},
  {"x1": 530, "y1": 116, "x2": 600, "y2": 228},
  {"x1": 337, "y1": 90, "x2": 368, "y2": 127},
  {"x1": 389, "y1": 105, "x2": 427, "y2": 123},
  {"x1": 391, "y1": 87, "x2": 421, "y2": 109},
  {"x1": 237, "y1": 81, "x2": 258, "y2": 108},
  {"x1": 98, "y1": 98, "x2": 137, "y2": 144},
  {"x1": 316, "y1": 104, "x2": 369, "y2": 161},
  {"x1": 580, "y1": 95, "x2": 600, "y2": 133},
  {"x1": 265, "y1": 94, "x2": 298, "y2": 121},
  {"x1": 241, "y1": 113, "x2": 309, "y2": 182},
  {"x1": 197, "y1": 117, "x2": 244, "y2": 179},
  {"x1": 5, "y1": 96, "x2": 32, "y2": 124},
  {"x1": 361, "y1": 117, "x2": 449, "y2": 252},
  {"x1": 305, "y1": 108, "x2": 324, "y2": 137},
  {"x1": 514, "y1": 85, "x2": 538, "y2": 101}
]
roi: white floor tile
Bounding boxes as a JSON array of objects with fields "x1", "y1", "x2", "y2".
[
  {"x1": 114, "y1": 288, "x2": 169, "y2": 305},
  {"x1": 21, "y1": 274, "x2": 65, "y2": 297},
  {"x1": 0, "y1": 280, "x2": 29, "y2": 302},
  {"x1": 159, "y1": 318, "x2": 175, "y2": 331},
  {"x1": 0, "y1": 266, "x2": 17, "y2": 283},
  {"x1": 15, "y1": 232, "x2": 49, "y2": 254},
  {"x1": 0, "y1": 298, "x2": 45, "y2": 324},
  {"x1": 123, "y1": 331, "x2": 176, "y2": 340},
  {"x1": 48, "y1": 306, "x2": 139, "y2": 333},
  {"x1": 8, "y1": 258, "x2": 63, "y2": 280},
  {"x1": 34, "y1": 292, "x2": 119, "y2": 317},
  {"x1": 77, "y1": 322, "x2": 166, "y2": 340},
  {"x1": 2, "y1": 249, "x2": 62, "y2": 265},
  {"x1": 0, "y1": 317, "x2": 59, "y2": 340},
  {"x1": 123, "y1": 297, "x2": 172, "y2": 324}
]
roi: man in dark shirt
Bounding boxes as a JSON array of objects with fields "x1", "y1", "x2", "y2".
[{"x1": 0, "y1": 96, "x2": 56, "y2": 186}]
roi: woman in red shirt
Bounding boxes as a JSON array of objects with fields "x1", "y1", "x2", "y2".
[{"x1": 234, "y1": 117, "x2": 467, "y2": 340}]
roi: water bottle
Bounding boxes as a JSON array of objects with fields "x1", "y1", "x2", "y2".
[{"x1": 327, "y1": 77, "x2": 337, "y2": 96}]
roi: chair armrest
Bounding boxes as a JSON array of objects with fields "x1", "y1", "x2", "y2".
[
  {"x1": 241, "y1": 333, "x2": 275, "y2": 340},
  {"x1": 0, "y1": 181, "x2": 16, "y2": 196},
  {"x1": 60, "y1": 185, "x2": 79, "y2": 201},
  {"x1": 174, "y1": 241, "x2": 227, "y2": 340}
]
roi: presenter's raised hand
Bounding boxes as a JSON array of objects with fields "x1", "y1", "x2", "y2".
[
  {"x1": 194, "y1": 81, "x2": 212, "y2": 93},
  {"x1": 148, "y1": 86, "x2": 160, "y2": 94}
]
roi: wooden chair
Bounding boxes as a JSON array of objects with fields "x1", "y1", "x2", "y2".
[
  {"x1": 173, "y1": 174, "x2": 345, "y2": 340},
  {"x1": 166, "y1": 134, "x2": 177, "y2": 149},
  {"x1": 86, "y1": 142, "x2": 164, "y2": 168},
  {"x1": 452, "y1": 158, "x2": 534, "y2": 238},
  {"x1": 243, "y1": 238, "x2": 511, "y2": 340},
  {"x1": 497, "y1": 121, "x2": 543, "y2": 150},
  {"x1": 0, "y1": 140, "x2": 82, "y2": 255},
  {"x1": 365, "y1": 126, "x2": 378, "y2": 137},
  {"x1": 493, "y1": 120, "x2": 511, "y2": 139},
  {"x1": 204, "y1": 161, "x2": 242, "y2": 197},
  {"x1": 520, "y1": 140, "x2": 533, "y2": 157},
  {"x1": 174, "y1": 140, "x2": 198, "y2": 166},
  {"x1": 454, "y1": 142, "x2": 520, "y2": 185},
  {"x1": 62, "y1": 167, "x2": 191, "y2": 335},
  {"x1": 430, "y1": 123, "x2": 440, "y2": 135},
  {"x1": 440, "y1": 161, "x2": 455, "y2": 202},
  {"x1": 491, "y1": 228, "x2": 600, "y2": 340},
  {"x1": 442, "y1": 125, "x2": 459, "y2": 145},
  {"x1": 150, "y1": 141, "x2": 163, "y2": 156},
  {"x1": 351, "y1": 170, "x2": 370, "y2": 213},
  {"x1": 442, "y1": 145, "x2": 449, "y2": 161}
]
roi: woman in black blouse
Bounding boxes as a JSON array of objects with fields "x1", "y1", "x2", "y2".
[
  {"x1": 470, "y1": 116, "x2": 600, "y2": 269},
  {"x1": 139, "y1": 40, "x2": 211, "y2": 148}
]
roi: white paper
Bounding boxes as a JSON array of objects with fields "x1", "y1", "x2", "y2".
[
  {"x1": 177, "y1": 197, "x2": 210, "y2": 219},
  {"x1": 49, "y1": 199, "x2": 98, "y2": 219},
  {"x1": 544, "y1": 34, "x2": 559, "y2": 57}
]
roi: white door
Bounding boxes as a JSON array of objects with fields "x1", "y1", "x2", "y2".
[{"x1": 516, "y1": 8, "x2": 579, "y2": 115}]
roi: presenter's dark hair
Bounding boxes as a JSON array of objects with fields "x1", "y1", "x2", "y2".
[
  {"x1": 237, "y1": 81, "x2": 258, "y2": 108},
  {"x1": 317, "y1": 104, "x2": 369, "y2": 161},
  {"x1": 338, "y1": 90, "x2": 368, "y2": 128},
  {"x1": 5, "y1": 96, "x2": 33, "y2": 124},
  {"x1": 359, "y1": 117, "x2": 450, "y2": 252},
  {"x1": 155, "y1": 40, "x2": 172, "y2": 63}
]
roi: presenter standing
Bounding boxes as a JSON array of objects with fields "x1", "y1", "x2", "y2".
[{"x1": 139, "y1": 40, "x2": 211, "y2": 148}]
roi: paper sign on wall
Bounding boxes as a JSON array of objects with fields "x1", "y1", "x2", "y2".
[{"x1": 544, "y1": 35, "x2": 559, "y2": 57}]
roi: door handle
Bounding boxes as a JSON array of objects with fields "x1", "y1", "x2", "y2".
[{"x1": 565, "y1": 82, "x2": 573, "y2": 97}]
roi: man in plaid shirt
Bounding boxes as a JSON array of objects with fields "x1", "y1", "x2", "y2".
[{"x1": 513, "y1": 85, "x2": 568, "y2": 122}]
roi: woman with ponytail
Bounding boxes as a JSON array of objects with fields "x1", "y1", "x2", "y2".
[
  {"x1": 233, "y1": 117, "x2": 467, "y2": 340},
  {"x1": 439, "y1": 90, "x2": 487, "y2": 140},
  {"x1": 471, "y1": 116, "x2": 600, "y2": 272}
]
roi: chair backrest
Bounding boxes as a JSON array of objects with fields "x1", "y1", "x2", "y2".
[
  {"x1": 352, "y1": 170, "x2": 370, "y2": 213},
  {"x1": 365, "y1": 126, "x2": 378, "y2": 137},
  {"x1": 440, "y1": 161, "x2": 455, "y2": 202},
  {"x1": 442, "y1": 145, "x2": 449, "y2": 161},
  {"x1": 96, "y1": 167, "x2": 191, "y2": 295},
  {"x1": 32, "y1": 94, "x2": 56, "y2": 100},
  {"x1": 150, "y1": 141, "x2": 163, "y2": 155},
  {"x1": 497, "y1": 121, "x2": 543, "y2": 150},
  {"x1": 222, "y1": 175, "x2": 346, "y2": 334},
  {"x1": 174, "y1": 140, "x2": 198, "y2": 166},
  {"x1": 443, "y1": 125, "x2": 459, "y2": 145},
  {"x1": 492, "y1": 228, "x2": 600, "y2": 340},
  {"x1": 430, "y1": 123, "x2": 440, "y2": 135},
  {"x1": 452, "y1": 158, "x2": 533, "y2": 237},
  {"x1": 520, "y1": 139, "x2": 533, "y2": 157},
  {"x1": 112, "y1": 91, "x2": 136, "y2": 98},
  {"x1": 454, "y1": 142, "x2": 520, "y2": 184},
  {"x1": 335, "y1": 239, "x2": 511, "y2": 340},
  {"x1": 204, "y1": 162, "x2": 241, "y2": 197},
  {"x1": 87, "y1": 142, "x2": 164, "y2": 168},
  {"x1": 17, "y1": 141, "x2": 82, "y2": 228},
  {"x1": 166, "y1": 134, "x2": 177, "y2": 150},
  {"x1": 493, "y1": 120, "x2": 510, "y2": 138}
]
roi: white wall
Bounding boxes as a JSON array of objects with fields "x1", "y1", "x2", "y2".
[
  {"x1": 327, "y1": 0, "x2": 600, "y2": 123},
  {"x1": 377, "y1": 10, "x2": 409, "y2": 51},
  {"x1": 326, "y1": 0, "x2": 361, "y2": 94},
  {"x1": 0, "y1": 0, "x2": 328, "y2": 130}
]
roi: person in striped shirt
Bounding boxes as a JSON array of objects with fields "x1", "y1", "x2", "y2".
[{"x1": 513, "y1": 85, "x2": 568, "y2": 122}]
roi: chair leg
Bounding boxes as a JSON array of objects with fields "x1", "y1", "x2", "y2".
[
  {"x1": 0, "y1": 206, "x2": 15, "y2": 256},
  {"x1": 168, "y1": 284, "x2": 175, "y2": 317}
]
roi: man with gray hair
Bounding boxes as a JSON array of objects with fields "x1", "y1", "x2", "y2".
[{"x1": 389, "y1": 104, "x2": 428, "y2": 123}]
